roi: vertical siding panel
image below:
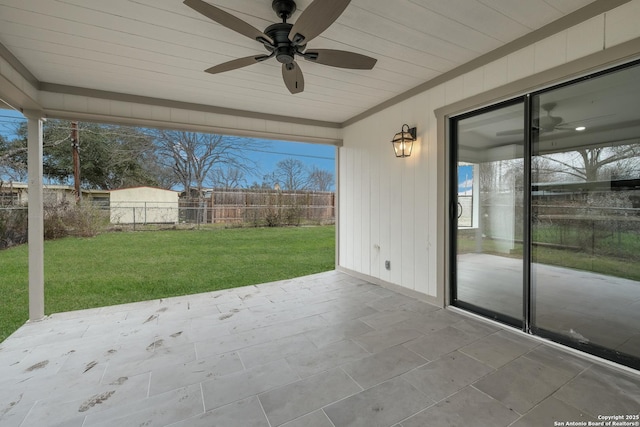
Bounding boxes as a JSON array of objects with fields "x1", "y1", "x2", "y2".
[
  {"x1": 428, "y1": 85, "x2": 446, "y2": 298},
  {"x1": 401, "y1": 152, "x2": 416, "y2": 290},
  {"x1": 370, "y1": 130, "x2": 382, "y2": 279},
  {"x1": 352, "y1": 148, "x2": 362, "y2": 273},
  {"x1": 413, "y1": 94, "x2": 431, "y2": 295},
  {"x1": 345, "y1": 146, "x2": 356, "y2": 270},
  {"x1": 378, "y1": 112, "x2": 394, "y2": 283},
  {"x1": 388, "y1": 107, "x2": 403, "y2": 285},
  {"x1": 361, "y1": 149, "x2": 372, "y2": 276},
  {"x1": 338, "y1": 145, "x2": 350, "y2": 268}
]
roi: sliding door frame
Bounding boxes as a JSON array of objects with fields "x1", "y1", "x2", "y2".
[
  {"x1": 448, "y1": 58, "x2": 640, "y2": 370},
  {"x1": 449, "y1": 97, "x2": 527, "y2": 330}
]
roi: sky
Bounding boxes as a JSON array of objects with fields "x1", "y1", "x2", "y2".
[
  {"x1": 458, "y1": 164, "x2": 473, "y2": 195},
  {"x1": 0, "y1": 108, "x2": 336, "y2": 189}
]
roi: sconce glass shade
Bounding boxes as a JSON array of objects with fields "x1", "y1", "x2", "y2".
[{"x1": 391, "y1": 124, "x2": 417, "y2": 158}]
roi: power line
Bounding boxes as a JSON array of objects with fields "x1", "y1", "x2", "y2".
[
  {"x1": 246, "y1": 147, "x2": 334, "y2": 161},
  {"x1": 1, "y1": 121, "x2": 335, "y2": 162},
  {"x1": 0, "y1": 114, "x2": 26, "y2": 120}
]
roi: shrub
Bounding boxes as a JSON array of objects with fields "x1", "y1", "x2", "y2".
[
  {"x1": 0, "y1": 208, "x2": 28, "y2": 249},
  {"x1": 43, "y1": 201, "x2": 109, "y2": 239},
  {"x1": 43, "y1": 202, "x2": 69, "y2": 240},
  {"x1": 264, "y1": 208, "x2": 282, "y2": 227}
]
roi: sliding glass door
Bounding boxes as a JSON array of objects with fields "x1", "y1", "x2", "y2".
[
  {"x1": 452, "y1": 101, "x2": 525, "y2": 326},
  {"x1": 531, "y1": 63, "x2": 640, "y2": 367},
  {"x1": 451, "y1": 60, "x2": 640, "y2": 369}
]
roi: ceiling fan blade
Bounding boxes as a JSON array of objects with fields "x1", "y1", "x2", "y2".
[
  {"x1": 496, "y1": 129, "x2": 524, "y2": 137},
  {"x1": 559, "y1": 113, "x2": 617, "y2": 127},
  {"x1": 184, "y1": 0, "x2": 272, "y2": 44},
  {"x1": 282, "y1": 62, "x2": 304, "y2": 94},
  {"x1": 304, "y1": 49, "x2": 376, "y2": 69},
  {"x1": 288, "y1": 0, "x2": 351, "y2": 45},
  {"x1": 205, "y1": 55, "x2": 270, "y2": 74}
]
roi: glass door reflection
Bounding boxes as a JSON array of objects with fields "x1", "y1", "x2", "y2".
[
  {"x1": 454, "y1": 101, "x2": 525, "y2": 325},
  {"x1": 531, "y1": 64, "x2": 640, "y2": 366}
]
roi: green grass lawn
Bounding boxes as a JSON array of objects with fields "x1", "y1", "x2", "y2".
[
  {"x1": 457, "y1": 235, "x2": 640, "y2": 281},
  {"x1": 0, "y1": 226, "x2": 335, "y2": 342}
]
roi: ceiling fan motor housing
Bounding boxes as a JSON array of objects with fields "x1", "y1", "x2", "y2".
[{"x1": 265, "y1": 22, "x2": 300, "y2": 64}]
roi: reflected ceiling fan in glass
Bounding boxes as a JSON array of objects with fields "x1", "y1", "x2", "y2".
[
  {"x1": 496, "y1": 102, "x2": 611, "y2": 136},
  {"x1": 184, "y1": 0, "x2": 377, "y2": 94}
]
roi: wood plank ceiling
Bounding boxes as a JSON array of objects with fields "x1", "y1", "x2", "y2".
[{"x1": 0, "y1": 0, "x2": 596, "y2": 124}]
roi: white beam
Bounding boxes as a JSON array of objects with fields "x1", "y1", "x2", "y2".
[{"x1": 24, "y1": 110, "x2": 45, "y2": 321}]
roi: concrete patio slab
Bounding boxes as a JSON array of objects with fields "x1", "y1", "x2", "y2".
[{"x1": 1, "y1": 271, "x2": 638, "y2": 427}]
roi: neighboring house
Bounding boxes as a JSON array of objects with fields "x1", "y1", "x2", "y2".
[
  {"x1": 109, "y1": 186, "x2": 179, "y2": 224},
  {"x1": 0, "y1": 182, "x2": 109, "y2": 206},
  {"x1": 1, "y1": 183, "x2": 178, "y2": 225}
]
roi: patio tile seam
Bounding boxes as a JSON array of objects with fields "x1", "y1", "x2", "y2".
[
  {"x1": 348, "y1": 337, "x2": 374, "y2": 355},
  {"x1": 504, "y1": 396, "x2": 589, "y2": 427},
  {"x1": 394, "y1": 401, "x2": 439, "y2": 427},
  {"x1": 469, "y1": 384, "x2": 526, "y2": 417},
  {"x1": 548, "y1": 367, "x2": 625, "y2": 420},
  {"x1": 348, "y1": 361, "x2": 433, "y2": 392},
  {"x1": 520, "y1": 351, "x2": 593, "y2": 380},
  {"x1": 146, "y1": 371, "x2": 152, "y2": 398},
  {"x1": 335, "y1": 366, "x2": 364, "y2": 393},
  {"x1": 237, "y1": 350, "x2": 248, "y2": 371},
  {"x1": 320, "y1": 376, "x2": 437, "y2": 427},
  {"x1": 399, "y1": 354, "x2": 499, "y2": 403},
  {"x1": 318, "y1": 373, "x2": 432, "y2": 416},
  {"x1": 256, "y1": 394, "x2": 273, "y2": 427},
  {"x1": 198, "y1": 383, "x2": 206, "y2": 418},
  {"x1": 15, "y1": 396, "x2": 39, "y2": 427},
  {"x1": 199, "y1": 362, "x2": 304, "y2": 411},
  {"x1": 452, "y1": 345, "x2": 500, "y2": 370},
  {"x1": 228, "y1": 313, "x2": 333, "y2": 336},
  {"x1": 400, "y1": 344, "x2": 434, "y2": 364}
]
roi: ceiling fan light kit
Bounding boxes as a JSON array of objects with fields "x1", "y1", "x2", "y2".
[{"x1": 184, "y1": 0, "x2": 378, "y2": 94}]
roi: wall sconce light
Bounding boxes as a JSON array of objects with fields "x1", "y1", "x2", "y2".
[{"x1": 391, "y1": 124, "x2": 417, "y2": 158}]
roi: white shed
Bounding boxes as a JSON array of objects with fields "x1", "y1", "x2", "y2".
[{"x1": 109, "y1": 186, "x2": 179, "y2": 224}]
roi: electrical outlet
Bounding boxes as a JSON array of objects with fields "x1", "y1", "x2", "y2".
[{"x1": 385, "y1": 260, "x2": 391, "y2": 270}]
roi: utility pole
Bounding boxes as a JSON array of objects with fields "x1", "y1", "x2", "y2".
[{"x1": 71, "y1": 121, "x2": 81, "y2": 203}]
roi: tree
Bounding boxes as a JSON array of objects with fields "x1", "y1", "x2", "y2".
[
  {"x1": 541, "y1": 145, "x2": 640, "y2": 182},
  {"x1": 210, "y1": 166, "x2": 246, "y2": 189},
  {"x1": 0, "y1": 133, "x2": 28, "y2": 181},
  {"x1": 8, "y1": 120, "x2": 163, "y2": 189},
  {"x1": 153, "y1": 130, "x2": 262, "y2": 196},
  {"x1": 249, "y1": 181, "x2": 272, "y2": 190},
  {"x1": 532, "y1": 156, "x2": 560, "y2": 184},
  {"x1": 264, "y1": 158, "x2": 309, "y2": 191},
  {"x1": 307, "y1": 166, "x2": 334, "y2": 191}
]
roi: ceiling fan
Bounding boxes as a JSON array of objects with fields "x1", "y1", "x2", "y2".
[
  {"x1": 184, "y1": 0, "x2": 378, "y2": 94},
  {"x1": 497, "y1": 102, "x2": 574, "y2": 136}
]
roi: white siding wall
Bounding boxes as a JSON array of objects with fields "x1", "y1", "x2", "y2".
[
  {"x1": 110, "y1": 187, "x2": 179, "y2": 224},
  {"x1": 339, "y1": 0, "x2": 640, "y2": 303}
]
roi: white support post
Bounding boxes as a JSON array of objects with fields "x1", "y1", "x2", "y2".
[{"x1": 25, "y1": 110, "x2": 45, "y2": 321}]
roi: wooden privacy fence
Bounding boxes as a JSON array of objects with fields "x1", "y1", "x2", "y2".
[{"x1": 180, "y1": 189, "x2": 335, "y2": 225}]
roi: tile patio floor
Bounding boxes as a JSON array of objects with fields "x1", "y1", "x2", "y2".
[{"x1": 1, "y1": 271, "x2": 639, "y2": 427}]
